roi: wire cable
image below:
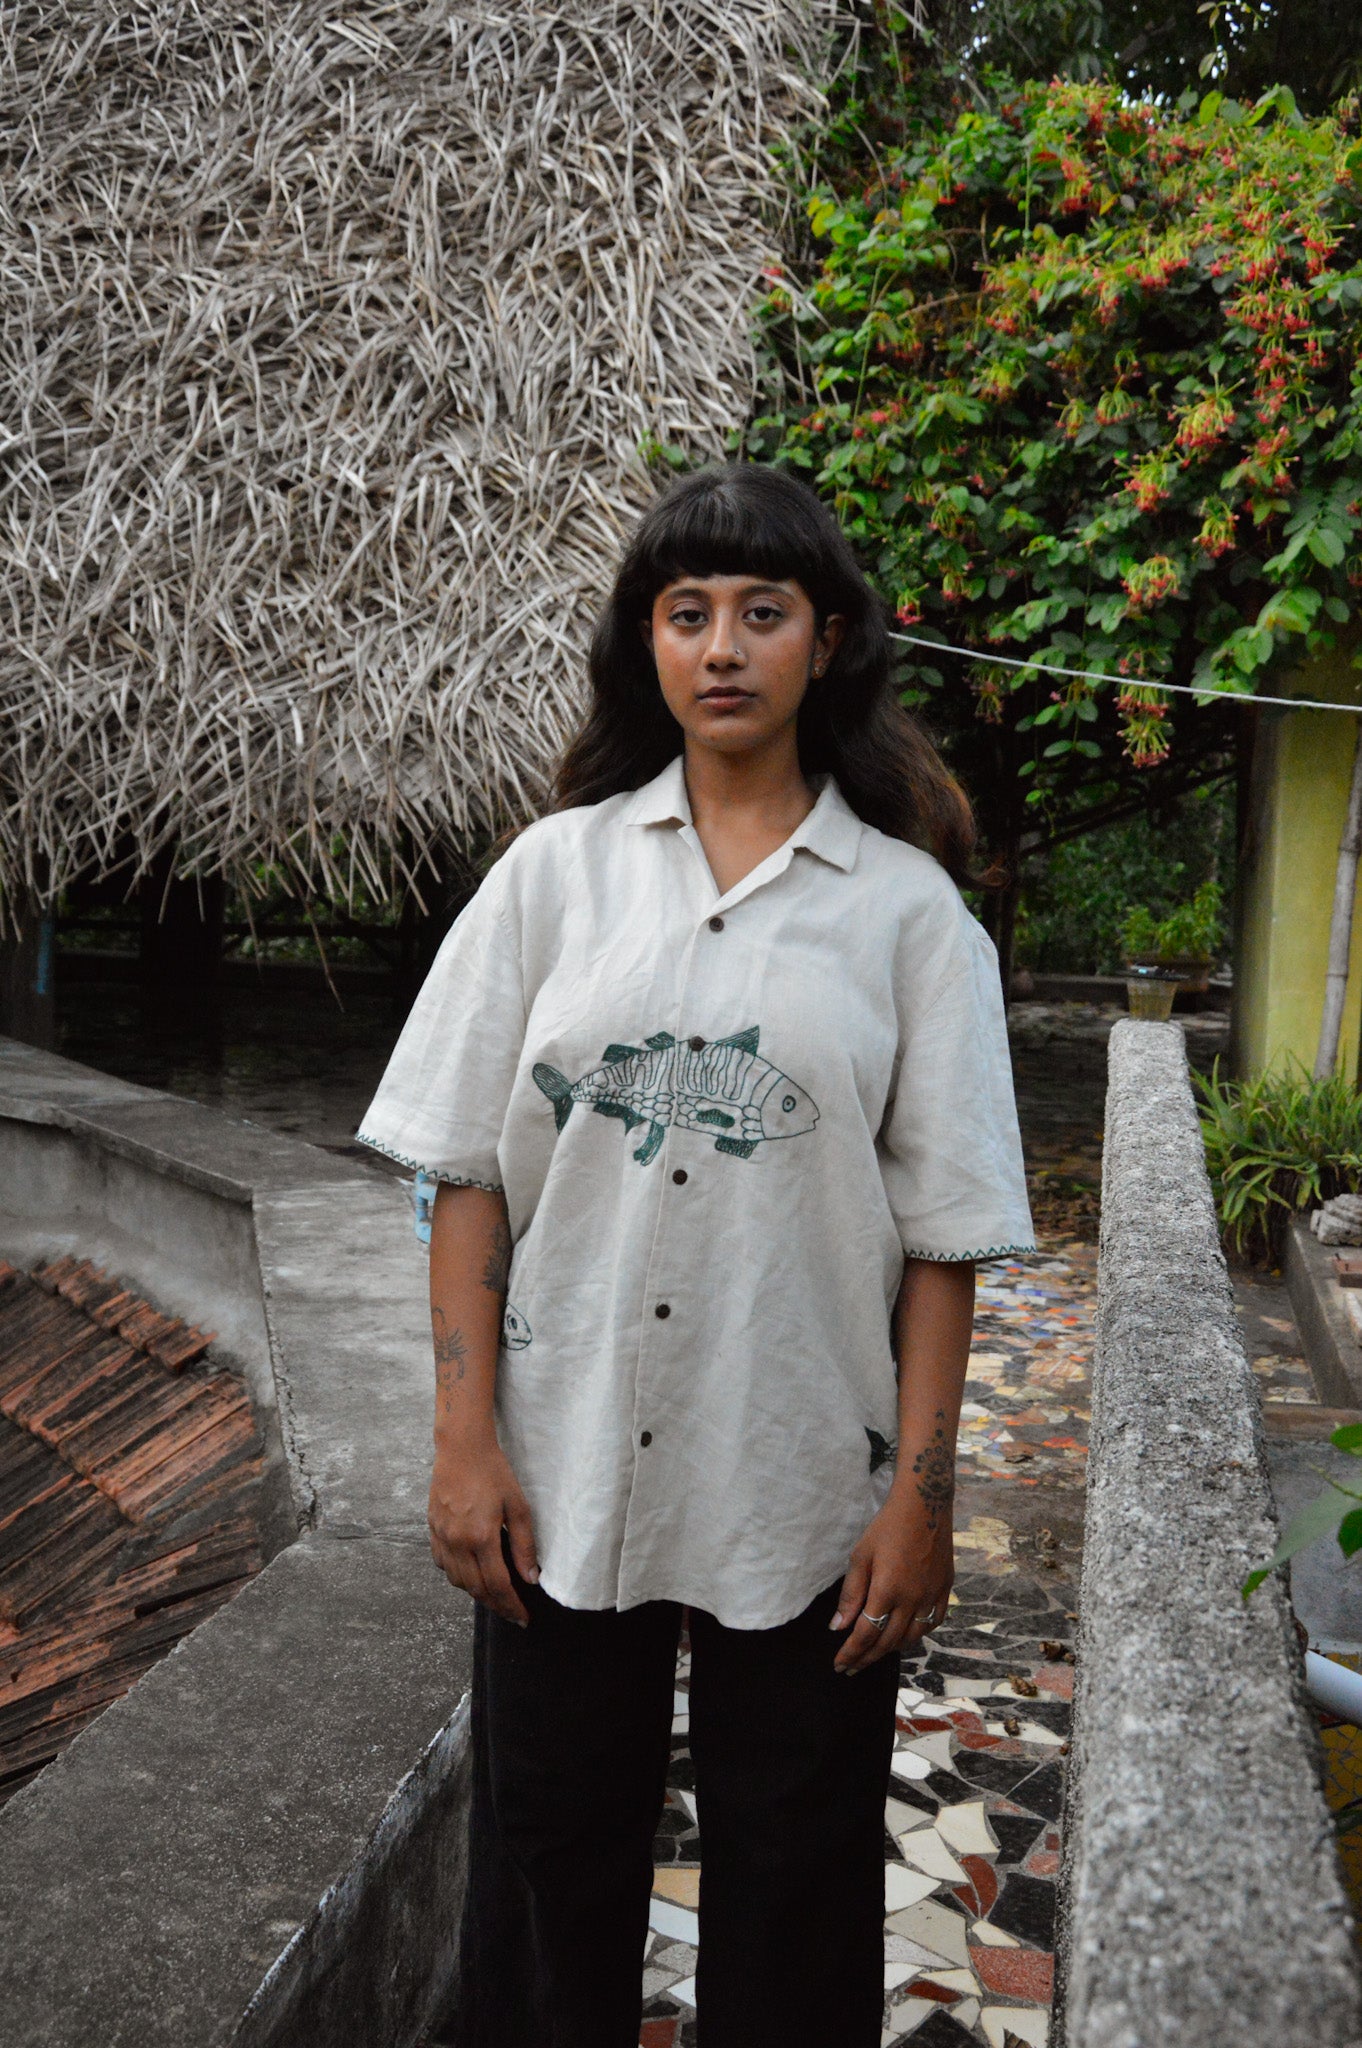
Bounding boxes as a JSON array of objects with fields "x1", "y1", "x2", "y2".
[{"x1": 888, "y1": 628, "x2": 1362, "y2": 715}]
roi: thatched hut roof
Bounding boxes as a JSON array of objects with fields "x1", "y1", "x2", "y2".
[{"x1": 0, "y1": 0, "x2": 846, "y2": 911}]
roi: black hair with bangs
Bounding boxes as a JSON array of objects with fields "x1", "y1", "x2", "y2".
[{"x1": 551, "y1": 463, "x2": 977, "y2": 883}]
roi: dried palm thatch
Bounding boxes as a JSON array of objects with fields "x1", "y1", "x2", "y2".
[{"x1": 0, "y1": 0, "x2": 873, "y2": 915}]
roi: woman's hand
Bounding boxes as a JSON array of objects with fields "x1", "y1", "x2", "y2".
[
  {"x1": 429, "y1": 1431, "x2": 540, "y2": 1628},
  {"x1": 830, "y1": 1487, "x2": 954, "y2": 1675}
]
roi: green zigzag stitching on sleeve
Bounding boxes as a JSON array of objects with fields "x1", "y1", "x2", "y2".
[
  {"x1": 354, "y1": 1131, "x2": 504, "y2": 1194},
  {"x1": 901, "y1": 1242, "x2": 1038, "y2": 1263}
]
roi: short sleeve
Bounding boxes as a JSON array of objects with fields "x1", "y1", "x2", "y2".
[
  {"x1": 356, "y1": 861, "x2": 525, "y2": 1192},
  {"x1": 878, "y1": 908, "x2": 1035, "y2": 1263}
]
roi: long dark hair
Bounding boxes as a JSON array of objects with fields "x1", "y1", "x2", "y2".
[{"x1": 550, "y1": 463, "x2": 978, "y2": 883}]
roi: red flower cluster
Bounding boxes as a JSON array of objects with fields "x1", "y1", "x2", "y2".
[
  {"x1": 1124, "y1": 455, "x2": 1176, "y2": 515},
  {"x1": 1175, "y1": 394, "x2": 1236, "y2": 456},
  {"x1": 1195, "y1": 498, "x2": 1237, "y2": 558},
  {"x1": 1123, "y1": 556, "x2": 1182, "y2": 611},
  {"x1": 1231, "y1": 288, "x2": 1312, "y2": 335}
]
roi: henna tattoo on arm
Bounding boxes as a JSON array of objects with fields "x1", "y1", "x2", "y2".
[
  {"x1": 910, "y1": 1409, "x2": 956, "y2": 1532},
  {"x1": 481, "y1": 1215, "x2": 512, "y2": 1298},
  {"x1": 432, "y1": 1307, "x2": 468, "y2": 1390}
]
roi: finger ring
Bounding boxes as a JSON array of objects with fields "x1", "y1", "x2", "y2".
[{"x1": 864, "y1": 1612, "x2": 891, "y2": 1630}]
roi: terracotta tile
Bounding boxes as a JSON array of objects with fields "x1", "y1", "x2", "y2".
[
  {"x1": 1024, "y1": 1850, "x2": 1060, "y2": 1877},
  {"x1": 904, "y1": 1979, "x2": 961, "y2": 2004},
  {"x1": 147, "y1": 1324, "x2": 215, "y2": 1373},
  {"x1": 89, "y1": 1291, "x2": 140, "y2": 1333},
  {"x1": 968, "y1": 1945, "x2": 1055, "y2": 2002},
  {"x1": 0, "y1": 1297, "x2": 90, "y2": 1396},
  {"x1": 639, "y1": 2021, "x2": 677, "y2": 2047},
  {"x1": 1035, "y1": 1664, "x2": 1074, "y2": 1701},
  {"x1": 49, "y1": 1261, "x2": 117, "y2": 1312},
  {"x1": 0, "y1": 1258, "x2": 264, "y2": 1807},
  {"x1": 961, "y1": 1853, "x2": 999, "y2": 1914}
]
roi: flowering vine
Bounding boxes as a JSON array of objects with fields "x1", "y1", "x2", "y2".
[{"x1": 746, "y1": 75, "x2": 1362, "y2": 790}]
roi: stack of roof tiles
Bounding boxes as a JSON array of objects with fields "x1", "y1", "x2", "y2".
[{"x1": 0, "y1": 1256, "x2": 266, "y2": 1804}]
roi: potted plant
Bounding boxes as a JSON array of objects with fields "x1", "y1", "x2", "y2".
[{"x1": 1121, "y1": 880, "x2": 1224, "y2": 1018}]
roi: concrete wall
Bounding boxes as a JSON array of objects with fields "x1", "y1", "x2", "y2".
[
  {"x1": 1234, "y1": 642, "x2": 1362, "y2": 1079},
  {"x1": 0, "y1": 1040, "x2": 475, "y2": 2048},
  {"x1": 1056, "y1": 1020, "x2": 1362, "y2": 2047}
]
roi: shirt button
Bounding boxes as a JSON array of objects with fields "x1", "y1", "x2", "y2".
[
  {"x1": 689, "y1": 1035, "x2": 705, "y2": 1051},
  {"x1": 655, "y1": 1303, "x2": 671, "y2": 1319},
  {"x1": 708, "y1": 916, "x2": 725, "y2": 932},
  {"x1": 640, "y1": 1430, "x2": 653, "y2": 1447},
  {"x1": 672, "y1": 1169, "x2": 688, "y2": 1185}
]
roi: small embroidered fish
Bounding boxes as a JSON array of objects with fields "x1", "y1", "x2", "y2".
[
  {"x1": 532, "y1": 1027, "x2": 818, "y2": 1165},
  {"x1": 501, "y1": 1303, "x2": 532, "y2": 1351},
  {"x1": 866, "y1": 1428, "x2": 898, "y2": 1474}
]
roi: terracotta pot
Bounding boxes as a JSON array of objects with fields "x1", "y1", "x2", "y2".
[
  {"x1": 1125, "y1": 976, "x2": 1177, "y2": 1021},
  {"x1": 1126, "y1": 953, "x2": 1214, "y2": 996}
]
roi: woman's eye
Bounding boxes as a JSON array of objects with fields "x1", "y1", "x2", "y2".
[
  {"x1": 747, "y1": 605, "x2": 783, "y2": 624},
  {"x1": 670, "y1": 608, "x2": 707, "y2": 627}
]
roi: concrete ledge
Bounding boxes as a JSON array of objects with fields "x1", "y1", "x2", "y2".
[
  {"x1": 255, "y1": 1182, "x2": 437, "y2": 1540},
  {"x1": 1287, "y1": 1215, "x2": 1362, "y2": 1409},
  {"x1": 0, "y1": 1040, "x2": 474, "y2": 2048},
  {"x1": 0, "y1": 1537, "x2": 473, "y2": 2048},
  {"x1": 1056, "y1": 1021, "x2": 1361, "y2": 2046}
]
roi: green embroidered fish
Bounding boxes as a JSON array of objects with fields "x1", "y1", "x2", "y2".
[{"x1": 532, "y1": 1027, "x2": 818, "y2": 1166}]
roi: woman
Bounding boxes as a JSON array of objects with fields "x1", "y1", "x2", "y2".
[{"x1": 358, "y1": 463, "x2": 1034, "y2": 2048}]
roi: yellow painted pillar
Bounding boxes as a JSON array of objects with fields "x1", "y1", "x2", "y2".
[{"x1": 1233, "y1": 641, "x2": 1362, "y2": 1079}]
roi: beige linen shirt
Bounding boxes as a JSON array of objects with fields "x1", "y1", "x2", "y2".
[{"x1": 359, "y1": 756, "x2": 1034, "y2": 1628}]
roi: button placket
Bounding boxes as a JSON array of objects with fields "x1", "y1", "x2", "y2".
[{"x1": 621, "y1": 917, "x2": 703, "y2": 1549}]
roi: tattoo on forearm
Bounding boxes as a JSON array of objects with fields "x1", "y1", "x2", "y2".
[
  {"x1": 481, "y1": 1215, "x2": 512, "y2": 1297},
  {"x1": 911, "y1": 1410, "x2": 956, "y2": 1531},
  {"x1": 432, "y1": 1307, "x2": 468, "y2": 1388}
]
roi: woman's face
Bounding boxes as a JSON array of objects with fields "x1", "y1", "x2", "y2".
[{"x1": 643, "y1": 574, "x2": 843, "y2": 757}]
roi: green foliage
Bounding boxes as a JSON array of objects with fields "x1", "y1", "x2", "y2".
[
  {"x1": 1195, "y1": 1058, "x2": 1362, "y2": 1260},
  {"x1": 1243, "y1": 1420, "x2": 1362, "y2": 1596},
  {"x1": 927, "y1": 0, "x2": 1362, "y2": 117},
  {"x1": 747, "y1": 72, "x2": 1362, "y2": 835},
  {"x1": 1016, "y1": 778, "x2": 1232, "y2": 970},
  {"x1": 1120, "y1": 878, "x2": 1225, "y2": 962},
  {"x1": 1138, "y1": 1, "x2": 1362, "y2": 112}
]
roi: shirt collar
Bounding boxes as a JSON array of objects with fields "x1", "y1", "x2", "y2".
[{"x1": 623, "y1": 754, "x2": 863, "y2": 873}]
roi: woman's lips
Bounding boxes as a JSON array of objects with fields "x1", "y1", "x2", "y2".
[{"x1": 697, "y1": 688, "x2": 754, "y2": 704}]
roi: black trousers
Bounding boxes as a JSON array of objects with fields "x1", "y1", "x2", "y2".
[{"x1": 456, "y1": 1567, "x2": 899, "y2": 2048}]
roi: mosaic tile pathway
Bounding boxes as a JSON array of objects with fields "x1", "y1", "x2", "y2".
[
  {"x1": 956, "y1": 1251, "x2": 1094, "y2": 1499},
  {"x1": 641, "y1": 1252, "x2": 1094, "y2": 2047}
]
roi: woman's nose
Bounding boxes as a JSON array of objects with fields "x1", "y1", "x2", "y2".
[{"x1": 703, "y1": 619, "x2": 745, "y2": 667}]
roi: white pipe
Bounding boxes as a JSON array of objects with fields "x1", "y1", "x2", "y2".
[{"x1": 1305, "y1": 1650, "x2": 1362, "y2": 1723}]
